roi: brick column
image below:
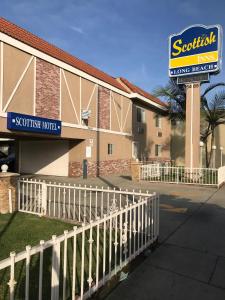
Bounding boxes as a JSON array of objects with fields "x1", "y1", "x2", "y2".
[
  {"x1": 131, "y1": 161, "x2": 142, "y2": 181},
  {"x1": 0, "y1": 173, "x2": 20, "y2": 214}
]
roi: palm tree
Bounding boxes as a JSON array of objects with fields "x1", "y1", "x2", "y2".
[{"x1": 153, "y1": 80, "x2": 225, "y2": 167}]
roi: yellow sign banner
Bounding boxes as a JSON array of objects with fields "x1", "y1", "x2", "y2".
[{"x1": 170, "y1": 51, "x2": 218, "y2": 68}]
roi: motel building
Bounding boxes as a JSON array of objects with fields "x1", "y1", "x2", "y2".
[{"x1": 0, "y1": 18, "x2": 171, "y2": 177}]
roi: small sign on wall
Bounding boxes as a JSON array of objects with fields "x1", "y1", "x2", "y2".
[{"x1": 86, "y1": 146, "x2": 92, "y2": 158}]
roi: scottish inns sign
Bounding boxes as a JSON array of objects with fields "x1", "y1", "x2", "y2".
[
  {"x1": 169, "y1": 25, "x2": 222, "y2": 77},
  {"x1": 7, "y1": 112, "x2": 61, "y2": 135}
]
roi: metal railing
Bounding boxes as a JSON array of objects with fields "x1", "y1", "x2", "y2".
[
  {"x1": 17, "y1": 179, "x2": 151, "y2": 223},
  {"x1": 140, "y1": 164, "x2": 219, "y2": 186},
  {"x1": 0, "y1": 191, "x2": 159, "y2": 300}
]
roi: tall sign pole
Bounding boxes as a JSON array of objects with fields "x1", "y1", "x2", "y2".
[{"x1": 169, "y1": 24, "x2": 223, "y2": 170}]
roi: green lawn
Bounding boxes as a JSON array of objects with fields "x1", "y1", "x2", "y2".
[
  {"x1": 0, "y1": 212, "x2": 74, "y2": 260},
  {"x1": 0, "y1": 212, "x2": 127, "y2": 300}
]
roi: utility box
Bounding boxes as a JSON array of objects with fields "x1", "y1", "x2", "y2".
[{"x1": 83, "y1": 160, "x2": 88, "y2": 179}]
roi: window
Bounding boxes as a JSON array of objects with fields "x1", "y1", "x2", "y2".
[
  {"x1": 157, "y1": 131, "x2": 162, "y2": 137},
  {"x1": 155, "y1": 144, "x2": 162, "y2": 157},
  {"x1": 108, "y1": 144, "x2": 113, "y2": 155},
  {"x1": 155, "y1": 114, "x2": 161, "y2": 128},
  {"x1": 132, "y1": 142, "x2": 139, "y2": 159},
  {"x1": 137, "y1": 107, "x2": 145, "y2": 123}
]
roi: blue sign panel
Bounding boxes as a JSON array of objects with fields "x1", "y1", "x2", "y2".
[
  {"x1": 7, "y1": 112, "x2": 61, "y2": 135},
  {"x1": 169, "y1": 24, "x2": 223, "y2": 77}
]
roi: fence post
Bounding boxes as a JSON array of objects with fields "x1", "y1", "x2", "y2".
[
  {"x1": 8, "y1": 251, "x2": 16, "y2": 300},
  {"x1": 51, "y1": 235, "x2": 60, "y2": 300},
  {"x1": 176, "y1": 168, "x2": 179, "y2": 184},
  {"x1": 41, "y1": 183, "x2": 47, "y2": 215}
]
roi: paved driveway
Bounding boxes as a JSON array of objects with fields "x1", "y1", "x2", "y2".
[{"x1": 103, "y1": 180, "x2": 225, "y2": 300}]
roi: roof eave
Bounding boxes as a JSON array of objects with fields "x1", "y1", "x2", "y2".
[{"x1": 130, "y1": 93, "x2": 168, "y2": 111}]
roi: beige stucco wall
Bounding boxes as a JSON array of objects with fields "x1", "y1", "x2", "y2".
[
  {"x1": 0, "y1": 39, "x2": 170, "y2": 177},
  {"x1": 69, "y1": 130, "x2": 131, "y2": 163},
  {"x1": 208, "y1": 124, "x2": 225, "y2": 168},
  {"x1": 132, "y1": 102, "x2": 171, "y2": 161},
  {"x1": 171, "y1": 121, "x2": 225, "y2": 168},
  {"x1": 171, "y1": 121, "x2": 185, "y2": 166},
  {"x1": 1, "y1": 44, "x2": 34, "y2": 115}
]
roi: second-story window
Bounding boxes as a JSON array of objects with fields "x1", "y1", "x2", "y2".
[
  {"x1": 108, "y1": 144, "x2": 113, "y2": 155},
  {"x1": 137, "y1": 107, "x2": 145, "y2": 123},
  {"x1": 155, "y1": 144, "x2": 162, "y2": 157},
  {"x1": 155, "y1": 114, "x2": 162, "y2": 128}
]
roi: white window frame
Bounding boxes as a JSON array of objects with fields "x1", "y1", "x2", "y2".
[{"x1": 155, "y1": 114, "x2": 162, "y2": 128}]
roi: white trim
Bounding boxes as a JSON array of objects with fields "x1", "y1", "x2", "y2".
[
  {"x1": 111, "y1": 92, "x2": 122, "y2": 131},
  {"x1": 61, "y1": 69, "x2": 79, "y2": 124},
  {"x1": 3, "y1": 55, "x2": 34, "y2": 112},
  {"x1": 33, "y1": 57, "x2": 36, "y2": 116},
  {"x1": 0, "y1": 42, "x2": 3, "y2": 112},
  {"x1": 130, "y1": 93, "x2": 167, "y2": 111},
  {"x1": 62, "y1": 121, "x2": 132, "y2": 136},
  {"x1": 122, "y1": 102, "x2": 131, "y2": 131},
  {"x1": 0, "y1": 32, "x2": 130, "y2": 98},
  {"x1": 86, "y1": 84, "x2": 97, "y2": 111},
  {"x1": 0, "y1": 111, "x2": 132, "y2": 136},
  {"x1": 0, "y1": 33, "x2": 166, "y2": 112}
]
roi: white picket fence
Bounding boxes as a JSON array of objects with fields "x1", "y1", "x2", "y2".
[
  {"x1": 0, "y1": 179, "x2": 159, "y2": 300},
  {"x1": 140, "y1": 164, "x2": 220, "y2": 186},
  {"x1": 17, "y1": 178, "x2": 151, "y2": 222}
]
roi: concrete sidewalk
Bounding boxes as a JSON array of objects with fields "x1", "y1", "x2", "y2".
[
  {"x1": 105, "y1": 183, "x2": 225, "y2": 300},
  {"x1": 23, "y1": 174, "x2": 225, "y2": 299}
]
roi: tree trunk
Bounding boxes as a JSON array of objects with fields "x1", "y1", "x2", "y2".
[{"x1": 208, "y1": 127, "x2": 215, "y2": 168}]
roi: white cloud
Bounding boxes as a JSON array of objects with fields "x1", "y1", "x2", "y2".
[{"x1": 70, "y1": 25, "x2": 85, "y2": 34}]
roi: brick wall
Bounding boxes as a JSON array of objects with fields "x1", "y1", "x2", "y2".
[
  {"x1": 69, "y1": 159, "x2": 131, "y2": 177},
  {"x1": 35, "y1": 58, "x2": 60, "y2": 119},
  {"x1": 98, "y1": 86, "x2": 110, "y2": 129},
  {"x1": 0, "y1": 174, "x2": 19, "y2": 213},
  {"x1": 69, "y1": 162, "x2": 82, "y2": 177}
]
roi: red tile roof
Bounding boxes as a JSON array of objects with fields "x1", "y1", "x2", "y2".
[
  {"x1": 118, "y1": 77, "x2": 167, "y2": 108},
  {"x1": 0, "y1": 17, "x2": 127, "y2": 92}
]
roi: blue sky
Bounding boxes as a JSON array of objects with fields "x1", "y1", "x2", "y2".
[{"x1": 1, "y1": 0, "x2": 225, "y2": 94}]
